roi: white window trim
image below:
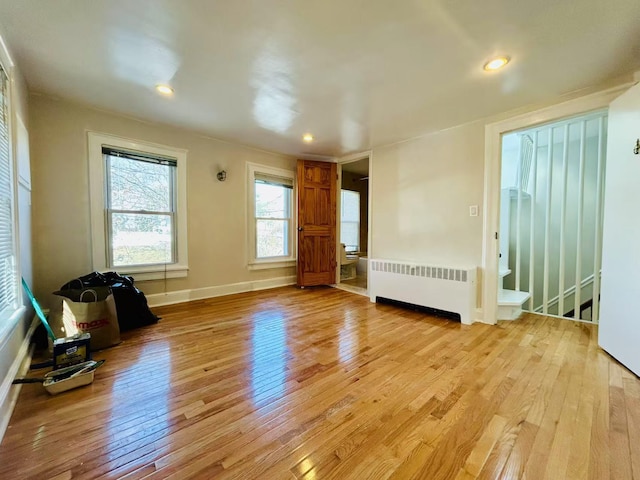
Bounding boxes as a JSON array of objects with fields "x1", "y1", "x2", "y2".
[
  {"x1": 88, "y1": 132, "x2": 188, "y2": 281},
  {"x1": 247, "y1": 162, "x2": 296, "y2": 270},
  {"x1": 0, "y1": 42, "x2": 24, "y2": 346}
]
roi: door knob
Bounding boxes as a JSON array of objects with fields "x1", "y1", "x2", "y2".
[{"x1": 297, "y1": 227, "x2": 304, "y2": 232}]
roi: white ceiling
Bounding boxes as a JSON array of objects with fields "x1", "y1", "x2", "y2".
[{"x1": 0, "y1": 0, "x2": 638, "y2": 158}]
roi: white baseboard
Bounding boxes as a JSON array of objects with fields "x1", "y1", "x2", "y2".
[
  {"x1": 0, "y1": 315, "x2": 38, "y2": 445},
  {"x1": 474, "y1": 307, "x2": 499, "y2": 325},
  {"x1": 146, "y1": 275, "x2": 297, "y2": 307}
]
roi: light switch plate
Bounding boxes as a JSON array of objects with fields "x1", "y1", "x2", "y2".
[{"x1": 469, "y1": 205, "x2": 479, "y2": 217}]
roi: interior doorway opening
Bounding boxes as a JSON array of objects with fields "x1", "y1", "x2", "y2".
[
  {"x1": 338, "y1": 157, "x2": 369, "y2": 295},
  {"x1": 497, "y1": 110, "x2": 608, "y2": 322}
]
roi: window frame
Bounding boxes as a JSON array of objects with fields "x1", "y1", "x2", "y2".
[
  {"x1": 340, "y1": 189, "x2": 360, "y2": 253},
  {"x1": 88, "y1": 132, "x2": 188, "y2": 280},
  {"x1": 247, "y1": 162, "x2": 296, "y2": 270},
  {"x1": 0, "y1": 53, "x2": 25, "y2": 345}
]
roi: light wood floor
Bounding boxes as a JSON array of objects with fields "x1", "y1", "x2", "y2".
[
  {"x1": 341, "y1": 273, "x2": 367, "y2": 290},
  {"x1": 1, "y1": 286, "x2": 638, "y2": 479}
]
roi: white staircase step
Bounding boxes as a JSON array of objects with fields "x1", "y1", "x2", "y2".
[
  {"x1": 498, "y1": 289, "x2": 530, "y2": 306},
  {"x1": 499, "y1": 268, "x2": 512, "y2": 278},
  {"x1": 497, "y1": 289, "x2": 531, "y2": 321}
]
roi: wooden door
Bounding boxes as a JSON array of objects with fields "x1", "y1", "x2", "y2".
[{"x1": 297, "y1": 160, "x2": 337, "y2": 287}]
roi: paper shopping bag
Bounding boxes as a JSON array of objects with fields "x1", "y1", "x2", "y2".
[{"x1": 54, "y1": 286, "x2": 120, "y2": 350}]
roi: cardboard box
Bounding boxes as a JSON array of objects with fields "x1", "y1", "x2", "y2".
[{"x1": 53, "y1": 333, "x2": 91, "y2": 370}]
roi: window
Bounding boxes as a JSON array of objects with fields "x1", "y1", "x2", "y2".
[
  {"x1": 0, "y1": 63, "x2": 18, "y2": 326},
  {"x1": 104, "y1": 148, "x2": 176, "y2": 267},
  {"x1": 248, "y1": 163, "x2": 295, "y2": 269},
  {"x1": 340, "y1": 189, "x2": 360, "y2": 252},
  {"x1": 88, "y1": 133, "x2": 188, "y2": 280}
]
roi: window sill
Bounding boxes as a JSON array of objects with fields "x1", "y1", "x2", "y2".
[
  {"x1": 107, "y1": 264, "x2": 189, "y2": 282},
  {"x1": 248, "y1": 260, "x2": 296, "y2": 271},
  {"x1": 0, "y1": 305, "x2": 27, "y2": 347}
]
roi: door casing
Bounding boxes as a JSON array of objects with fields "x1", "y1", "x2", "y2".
[
  {"x1": 336, "y1": 152, "x2": 373, "y2": 287},
  {"x1": 481, "y1": 83, "x2": 631, "y2": 325}
]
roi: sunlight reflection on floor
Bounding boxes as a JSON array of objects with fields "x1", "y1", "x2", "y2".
[
  {"x1": 106, "y1": 341, "x2": 172, "y2": 455},
  {"x1": 251, "y1": 310, "x2": 287, "y2": 408}
]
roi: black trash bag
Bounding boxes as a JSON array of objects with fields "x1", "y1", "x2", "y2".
[
  {"x1": 105, "y1": 275, "x2": 159, "y2": 332},
  {"x1": 59, "y1": 271, "x2": 159, "y2": 332},
  {"x1": 60, "y1": 271, "x2": 110, "y2": 290}
]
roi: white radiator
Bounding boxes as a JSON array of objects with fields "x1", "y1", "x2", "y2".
[{"x1": 369, "y1": 259, "x2": 477, "y2": 325}]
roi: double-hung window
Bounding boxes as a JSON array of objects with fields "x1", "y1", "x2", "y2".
[
  {"x1": 0, "y1": 63, "x2": 18, "y2": 331},
  {"x1": 88, "y1": 133, "x2": 188, "y2": 280},
  {"x1": 340, "y1": 189, "x2": 360, "y2": 253},
  {"x1": 104, "y1": 147, "x2": 176, "y2": 267},
  {"x1": 248, "y1": 163, "x2": 295, "y2": 268}
]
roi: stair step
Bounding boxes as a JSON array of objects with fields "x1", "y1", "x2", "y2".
[{"x1": 498, "y1": 289, "x2": 531, "y2": 306}]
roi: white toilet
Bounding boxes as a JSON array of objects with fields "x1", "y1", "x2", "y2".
[{"x1": 340, "y1": 243, "x2": 358, "y2": 281}]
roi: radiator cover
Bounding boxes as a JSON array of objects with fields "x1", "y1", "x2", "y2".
[{"x1": 369, "y1": 260, "x2": 477, "y2": 325}]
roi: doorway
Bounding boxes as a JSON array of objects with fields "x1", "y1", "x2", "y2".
[
  {"x1": 338, "y1": 158, "x2": 369, "y2": 295},
  {"x1": 482, "y1": 84, "x2": 630, "y2": 324},
  {"x1": 497, "y1": 110, "x2": 608, "y2": 322}
]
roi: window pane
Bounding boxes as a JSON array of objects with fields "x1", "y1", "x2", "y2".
[
  {"x1": 256, "y1": 182, "x2": 290, "y2": 218},
  {"x1": 341, "y1": 190, "x2": 359, "y2": 222},
  {"x1": 341, "y1": 190, "x2": 360, "y2": 252},
  {"x1": 341, "y1": 221, "x2": 359, "y2": 252},
  {"x1": 257, "y1": 219, "x2": 289, "y2": 258},
  {"x1": 0, "y1": 65, "x2": 16, "y2": 314},
  {"x1": 108, "y1": 155, "x2": 173, "y2": 212},
  {"x1": 111, "y1": 213, "x2": 173, "y2": 266}
]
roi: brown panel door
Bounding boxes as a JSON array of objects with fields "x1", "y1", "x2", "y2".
[{"x1": 297, "y1": 159, "x2": 337, "y2": 287}]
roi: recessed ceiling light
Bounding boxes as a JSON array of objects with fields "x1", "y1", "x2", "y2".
[
  {"x1": 483, "y1": 56, "x2": 510, "y2": 71},
  {"x1": 155, "y1": 84, "x2": 174, "y2": 95},
  {"x1": 303, "y1": 133, "x2": 314, "y2": 143}
]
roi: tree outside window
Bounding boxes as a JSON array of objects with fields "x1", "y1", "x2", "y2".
[
  {"x1": 248, "y1": 164, "x2": 295, "y2": 267},
  {"x1": 255, "y1": 180, "x2": 292, "y2": 258},
  {"x1": 105, "y1": 151, "x2": 176, "y2": 267}
]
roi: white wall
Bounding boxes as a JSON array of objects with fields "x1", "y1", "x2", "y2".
[
  {"x1": 371, "y1": 121, "x2": 485, "y2": 269},
  {"x1": 29, "y1": 95, "x2": 297, "y2": 307}
]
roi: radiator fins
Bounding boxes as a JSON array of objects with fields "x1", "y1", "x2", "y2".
[{"x1": 371, "y1": 261, "x2": 468, "y2": 283}]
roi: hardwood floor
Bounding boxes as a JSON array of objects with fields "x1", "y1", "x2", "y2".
[
  {"x1": 341, "y1": 273, "x2": 367, "y2": 290},
  {"x1": 0, "y1": 286, "x2": 638, "y2": 479}
]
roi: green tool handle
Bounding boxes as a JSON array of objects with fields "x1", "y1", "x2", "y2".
[{"x1": 22, "y1": 277, "x2": 56, "y2": 342}]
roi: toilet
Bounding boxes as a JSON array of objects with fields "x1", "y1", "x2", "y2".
[{"x1": 340, "y1": 243, "x2": 358, "y2": 281}]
